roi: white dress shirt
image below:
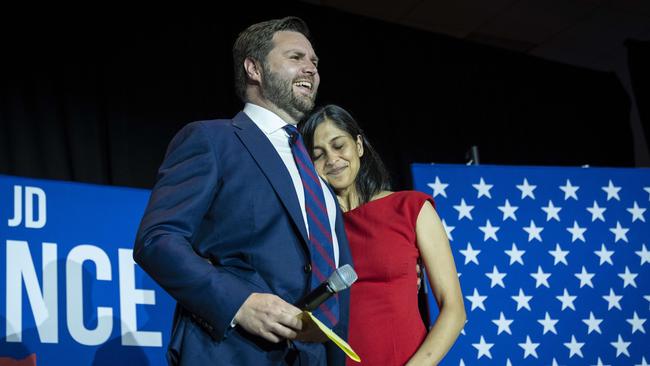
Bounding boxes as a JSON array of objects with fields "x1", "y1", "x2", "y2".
[{"x1": 243, "y1": 103, "x2": 340, "y2": 266}]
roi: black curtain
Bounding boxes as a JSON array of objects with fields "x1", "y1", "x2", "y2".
[
  {"x1": 628, "y1": 39, "x2": 650, "y2": 150},
  {"x1": 0, "y1": 3, "x2": 634, "y2": 190}
]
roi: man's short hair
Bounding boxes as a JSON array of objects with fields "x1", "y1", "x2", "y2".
[{"x1": 232, "y1": 16, "x2": 311, "y2": 102}]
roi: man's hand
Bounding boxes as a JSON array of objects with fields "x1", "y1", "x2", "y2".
[
  {"x1": 234, "y1": 293, "x2": 303, "y2": 343},
  {"x1": 294, "y1": 312, "x2": 329, "y2": 343}
]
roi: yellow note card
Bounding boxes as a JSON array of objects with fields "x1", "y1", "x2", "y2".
[{"x1": 305, "y1": 311, "x2": 360, "y2": 362}]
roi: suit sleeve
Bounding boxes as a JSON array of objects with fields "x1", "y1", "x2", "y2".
[{"x1": 133, "y1": 121, "x2": 266, "y2": 340}]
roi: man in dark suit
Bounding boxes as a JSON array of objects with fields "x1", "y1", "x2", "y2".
[{"x1": 133, "y1": 16, "x2": 352, "y2": 366}]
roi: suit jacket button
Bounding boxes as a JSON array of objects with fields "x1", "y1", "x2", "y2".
[{"x1": 303, "y1": 264, "x2": 312, "y2": 273}]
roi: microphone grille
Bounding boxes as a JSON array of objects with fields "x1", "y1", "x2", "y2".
[{"x1": 328, "y1": 264, "x2": 358, "y2": 292}]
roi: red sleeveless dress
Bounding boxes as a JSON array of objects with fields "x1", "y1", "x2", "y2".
[{"x1": 343, "y1": 191, "x2": 433, "y2": 366}]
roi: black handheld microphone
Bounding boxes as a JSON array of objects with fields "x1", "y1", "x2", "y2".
[{"x1": 296, "y1": 264, "x2": 358, "y2": 311}]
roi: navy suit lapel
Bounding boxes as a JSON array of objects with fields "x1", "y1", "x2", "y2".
[{"x1": 232, "y1": 112, "x2": 309, "y2": 245}]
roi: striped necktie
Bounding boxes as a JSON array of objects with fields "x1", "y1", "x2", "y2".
[{"x1": 283, "y1": 124, "x2": 339, "y2": 327}]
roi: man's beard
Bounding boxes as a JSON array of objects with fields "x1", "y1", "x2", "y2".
[{"x1": 261, "y1": 63, "x2": 316, "y2": 121}]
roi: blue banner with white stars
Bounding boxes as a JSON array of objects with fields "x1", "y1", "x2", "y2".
[{"x1": 412, "y1": 164, "x2": 650, "y2": 366}]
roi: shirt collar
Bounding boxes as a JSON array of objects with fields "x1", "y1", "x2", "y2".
[{"x1": 243, "y1": 103, "x2": 293, "y2": 135}]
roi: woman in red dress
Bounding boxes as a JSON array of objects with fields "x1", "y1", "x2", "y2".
[{"x1": 300, "y1": 105, "x2": 466, "y2": 365}]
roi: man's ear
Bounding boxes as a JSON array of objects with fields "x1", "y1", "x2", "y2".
[{"x1": 244, "y1": 57, "x2": 262, "y2": 83}]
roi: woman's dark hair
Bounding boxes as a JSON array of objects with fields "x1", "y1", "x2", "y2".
[{"x1": 300, "y1": 104, "x2": 391, "y2": 204}]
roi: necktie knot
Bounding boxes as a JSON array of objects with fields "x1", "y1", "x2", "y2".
[{"x1": 283, "y1": 124, "x2": 300, "y2": 144}]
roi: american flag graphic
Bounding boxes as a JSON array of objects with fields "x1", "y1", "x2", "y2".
[{"x1": 411, "y1": 164, "x2": 650, "y2": 366}]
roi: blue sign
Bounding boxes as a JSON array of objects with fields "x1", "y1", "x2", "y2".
[{"x1": 0, "y1": 175, "x2": 174, "y2": 365}]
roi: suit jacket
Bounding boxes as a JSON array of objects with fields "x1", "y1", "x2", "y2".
[{"x1": 134, "y1": 111, "x2": 353, "y2": 366}]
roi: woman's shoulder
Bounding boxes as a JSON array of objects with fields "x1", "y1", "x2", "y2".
[
  {"x1": 385, "y1": 190, "x2": 435, "y2": 206},
  {"x1": 365, "y1": 191, "x2": 435, "y2": 217},
  {"x1": 381, "y1": 191, "x2": 435, "y2": 227}
]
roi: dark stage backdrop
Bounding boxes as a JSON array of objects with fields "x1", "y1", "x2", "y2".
[
  {"x1": 0, "y1": 2, "x2": 636, "y2": 190},
  {"x1": 628, "y1": 39, "x2": 650, "y2": 153}
]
